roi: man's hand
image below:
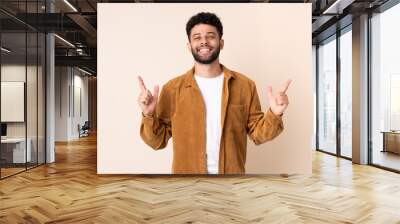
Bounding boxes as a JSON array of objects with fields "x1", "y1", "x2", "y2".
[
  {"x1": 138, "y1": 76, "x2": 159, "y2": 116},
  {"x1": 266, "y1": 79, "x2": 292, "y2": 116}
]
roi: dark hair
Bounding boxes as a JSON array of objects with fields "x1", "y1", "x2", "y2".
[{"x1": 186, "y1": 12, "x2": 223, "y2": 40}]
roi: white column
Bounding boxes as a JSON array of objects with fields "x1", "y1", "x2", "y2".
[
  {"x1": 352, "y1": 14, "x2": 369, "y2": 164},
  {"x1": 46, "y1": 1, "x2": 56, "y2": 163},
  {"x1": 46, "y1": 33, "x2": 55, "y2": 163}
]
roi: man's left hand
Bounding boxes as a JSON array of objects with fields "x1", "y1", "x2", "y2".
[{"x1": 266, "y1": 79, "x2": 292, "y2": 116}]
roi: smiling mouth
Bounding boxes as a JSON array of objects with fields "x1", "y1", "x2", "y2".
[{"x1": 197, "y1": 47, "x2": 212, "y2": 56}]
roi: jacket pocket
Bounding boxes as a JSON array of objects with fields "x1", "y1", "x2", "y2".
[{"x1": 227, "y1": 104, "x2": 246, "y2": 129}]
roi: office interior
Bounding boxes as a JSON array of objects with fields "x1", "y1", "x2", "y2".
[{"x1": 0, "y1": 0, "x2": 399, "y2": 223}]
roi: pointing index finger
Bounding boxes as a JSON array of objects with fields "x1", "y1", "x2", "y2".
[
  {"x1": 138, "y1": 76, "x2": 147, "y2": 92},
  {"x1": 279, "y1": 79, "x2": 292, "y2": 94}
]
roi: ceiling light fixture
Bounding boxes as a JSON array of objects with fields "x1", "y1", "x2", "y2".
[
  {"x1": 1, "y1": 47, "x2": 11, "y2": 53},
  {"x1": 63, "y1": 0, "x2": 78, "y2": 12},
  {"x1": 322, "y1": 0, "x2": 354, "y2": 15},
  {"x1": 54, "y1": 34, "x2": 75, "y2": 48},
  {"x1": 78, "y1": 67, "x2": 93, "y2": 76}
]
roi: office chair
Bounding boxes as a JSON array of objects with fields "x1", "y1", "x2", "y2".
[{"x1": 79, "y1": 121, "x2": 90, "y2": 138}]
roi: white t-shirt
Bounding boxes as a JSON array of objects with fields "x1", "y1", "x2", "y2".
[{"x1": 194, "y1": 73, "x2": 224, "y2": 174}]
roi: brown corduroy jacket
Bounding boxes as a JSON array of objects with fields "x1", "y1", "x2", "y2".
[{"x1": 140, "y1": 65, "x2": 284, "y2": 174}]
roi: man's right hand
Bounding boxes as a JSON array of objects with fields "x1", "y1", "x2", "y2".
[{"x1": 138, "y1": 76, "x2": 159, "y2": 117}]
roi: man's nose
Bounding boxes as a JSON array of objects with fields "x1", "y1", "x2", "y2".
[{"x1": 200, "y1": 37, "x2": 208, "y2": 45}]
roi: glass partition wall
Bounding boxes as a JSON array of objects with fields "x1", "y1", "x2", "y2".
[
  {"x1": 317, "y1": 35, "x2": 337, "y2": 155},
  {"x1": 316, "y1": 0, "x2": 400, "y2": 172},
  {"x1": 339, "y1": 26, "x2": 352, "y2": 159},
  {"x1": 0, "y1": 1, "x2": 46, "y2": 179},
  {"x1": 370, "y1": 2, "x2": 400, "y2": 172},
  {"x1": 316, "y1": 25, "x2": 353, "y2": 159}
]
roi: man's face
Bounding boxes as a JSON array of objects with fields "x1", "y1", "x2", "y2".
[{"x1": 187, "y1": 24, "x2": 224, "y2": 64}]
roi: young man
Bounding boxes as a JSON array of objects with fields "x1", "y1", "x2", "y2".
[{"x1": 138, "y1": 12, "x2": 291, "y2": 174}]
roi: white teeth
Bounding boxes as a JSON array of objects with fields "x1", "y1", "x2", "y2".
[{"x1": 199, "y1": 48, "x2": 210, "y2": 53}]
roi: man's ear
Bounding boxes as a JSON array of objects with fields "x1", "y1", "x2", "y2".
[
  {"x1": 186, "y1": 42, "x2": 191, "y2": 53},
  {"x1": 220, "y1": 38, "x2": 224, "y2": 50}
]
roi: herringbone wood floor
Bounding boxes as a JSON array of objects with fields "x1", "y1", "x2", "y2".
[{"x1": 1, "y1": 134, "x2": 400, "y2": 224}]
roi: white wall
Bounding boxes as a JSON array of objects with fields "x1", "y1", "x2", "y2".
[
  {"x1": 55, "y1": 66, "x2": 89, "y2": 141},
  {"x1": 1, "y1": 65, "x2": 40, "y2": 138},
  {"x1": 72, "y1": 72, "x2": 89, "y2": 138},
  {"x1": 55, "y1": 66, "x2": 69, "y2": 141}
]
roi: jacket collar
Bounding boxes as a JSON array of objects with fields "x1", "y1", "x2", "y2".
[{"x1": 183, "y1": 64, "x2": 235, "y2": 87}]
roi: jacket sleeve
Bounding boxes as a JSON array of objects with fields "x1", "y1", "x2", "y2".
[
  {"x1": 246, "y1": 82, "x2": 284, "y2": 145},
  {"x1": 140, "y1": 83, "x2": 173, "y2": 150}
]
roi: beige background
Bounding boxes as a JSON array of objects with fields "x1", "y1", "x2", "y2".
[{"x1": 97, "y1": 3, "x2": 312, "y2": 174}]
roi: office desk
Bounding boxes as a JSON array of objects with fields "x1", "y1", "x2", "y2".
[
  {"x1": 1, "y1": 138, "x2": 32, "y2": 163},
  {"x1": 381, "y1": 131, "x2": 400, "y2": 154}
]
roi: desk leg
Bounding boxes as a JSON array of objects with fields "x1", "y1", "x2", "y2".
[{"x1": 382, "y1": 133, "x2": 386, "y2": 153}]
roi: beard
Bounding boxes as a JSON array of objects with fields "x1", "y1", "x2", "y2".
[{"x1": 191, "y1": 45, "x2": 221, "y2": 64}]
